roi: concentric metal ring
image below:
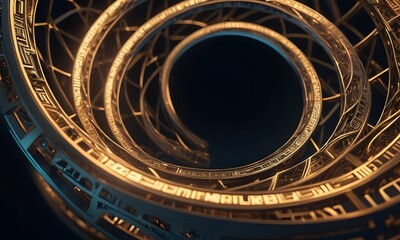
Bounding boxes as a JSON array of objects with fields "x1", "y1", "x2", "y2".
[
  {"x1": 1, "y1": 0, "x2": 399, "y2": 239},
  {"x1": 75, "y1": 0, "x2": 370, "y2": 181},
  {"x1": 106, "y1": 20, "x2": 322, "y2": 174}
]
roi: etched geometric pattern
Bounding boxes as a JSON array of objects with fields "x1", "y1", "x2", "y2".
[{"x1": 0, "y1": 0, "x2": 399, "y2": 239}]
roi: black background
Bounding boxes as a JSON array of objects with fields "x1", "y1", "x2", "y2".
[{"x1": 0, "y1": 0, "x2": 394, "y2": 239}]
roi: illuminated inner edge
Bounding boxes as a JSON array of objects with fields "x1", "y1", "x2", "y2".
[
  {"x1": 105, "y1": 21, "x2": 322, "y2": 171},
  {"x1": 70, "y1": 0, "x2": 370, "y2": 181}
]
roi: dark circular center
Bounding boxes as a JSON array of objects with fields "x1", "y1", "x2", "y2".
[{"x1": 170, "y1": 35, "x2": 303, "y2": 169}]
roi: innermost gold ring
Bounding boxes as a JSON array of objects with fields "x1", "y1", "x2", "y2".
[
  {"x1": 160, "y1": 21, "x2": 322, "y2": 170},
  {"x1": 105, "y1": 20, "x2": 322, "y2": 173}
]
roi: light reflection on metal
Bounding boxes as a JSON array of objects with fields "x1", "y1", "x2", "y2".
[{"x1": 0, "y1": 0, "x2": 399, "y2": 239}]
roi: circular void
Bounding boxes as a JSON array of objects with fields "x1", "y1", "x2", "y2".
[
  {"x1": 105, "y1": 20, "x2": 322, "y2": 173},
  {"x1": 158, "y1": 22, "x2": 320, "y2": 169},
  {"x1": 0, "y1": 0, "x2": 399, "y2": 239},
  {"x1": 168, "y1": 34, "x2": 304, "y2": 168}
]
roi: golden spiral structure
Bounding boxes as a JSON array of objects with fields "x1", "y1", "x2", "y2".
[{"x1": 0, "y1": 0, "x2": 400, "y2": 239}]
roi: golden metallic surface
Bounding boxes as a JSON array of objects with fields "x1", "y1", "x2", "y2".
[
  {"x1": 0, "y1": 0, "x2": 400, "y2": 239},
  {"x1": 106, "y1": 20, "x2": 322, "y2": 175}
]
